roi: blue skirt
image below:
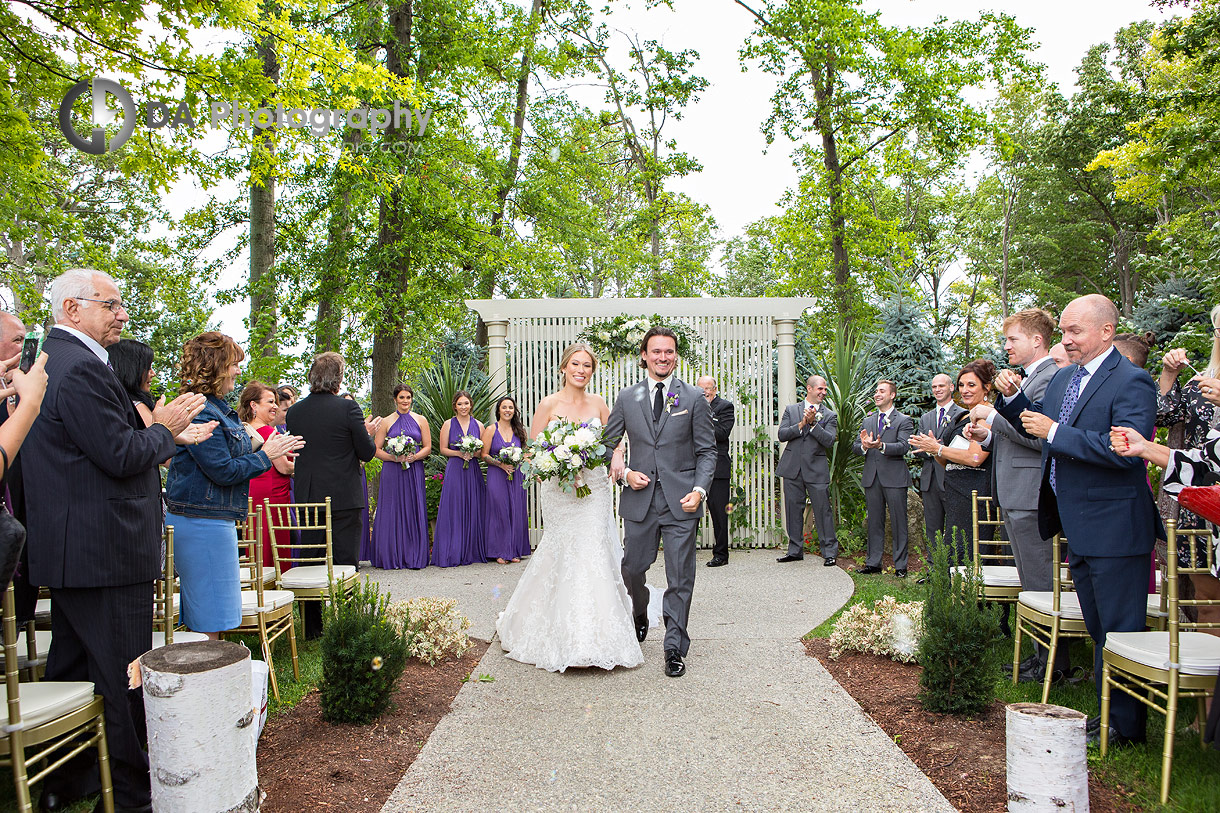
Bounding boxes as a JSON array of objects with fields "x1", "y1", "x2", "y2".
[{"x1": 166, "y1": 512, "x2": 241, "y2": 633}]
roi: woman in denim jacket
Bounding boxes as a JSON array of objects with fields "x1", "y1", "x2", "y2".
[{"x1": 165, "y1": 332, "x2": 304, "y2": 638}]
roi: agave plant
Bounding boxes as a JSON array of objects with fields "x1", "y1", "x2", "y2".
[
  {"x1": 812, "y1": 324, "x2": 873, "y2": 527},
  {"x1": 411, "y1": 356, "x2": 498, "y2": 453}
]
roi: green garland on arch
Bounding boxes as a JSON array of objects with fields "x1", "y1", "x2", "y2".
[{"x1": 577, "y1": 314, "x2": 704, "y2": 366}]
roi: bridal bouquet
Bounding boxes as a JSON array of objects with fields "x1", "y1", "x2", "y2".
[
  {"x1": 384, "y1": 435, "x2": 418, "y2": 469},
  {"x1": 521, "y1": 417, "x2": 608, "y2": 498},
  {"x1": 497, "y1": 446, "x2": 523, "y2": 468},
  {"x1": 456, "y1": 434, "x2": 483, "y2": 469}
]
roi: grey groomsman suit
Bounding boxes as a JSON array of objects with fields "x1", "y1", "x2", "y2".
[
  {"x1": 852, "y1": 409, "x2": 915, "y2": 570},
  {"x1": 606, "y1": 375, "x2": 717, "y2": 657},
  {"x1": 914, "y1": 400, "x2": 966, "y2": 548},
  {"x1": 987, "y1": 356, "x2": 1057, "y2": 593},
  {"x1": 777, "y1": 401, "x2": 838, "y2": 559}
]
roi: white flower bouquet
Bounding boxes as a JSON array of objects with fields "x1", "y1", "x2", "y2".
[
  {"x1": 384, "y1": 435, "x2": 418, "y2": 469},
  {"x1": 456, "y1": 434, "x2": 483, "y2": 469},
  {"x1": 521, "y1": 417, "x2": 608, "y2": 498},
  {"x1": 497, "y1": 445, "x2": 524, "y2": 467}
]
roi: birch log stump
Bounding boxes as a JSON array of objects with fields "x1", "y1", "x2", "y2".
[
  {"x1": 141, "y1": 641, "x2": 260, "y2": 812},
  {"x1": 1006, "y1": 702, "x2": 1088, "y2": 812}
]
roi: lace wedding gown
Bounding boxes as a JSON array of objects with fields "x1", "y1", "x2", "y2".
[{"x1": 496, "y1": 472, "x2": 644, "y2": 672}]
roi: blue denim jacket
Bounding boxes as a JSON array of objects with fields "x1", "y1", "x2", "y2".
[{"x1": 165, "y1": 395, "x2": 272, "y2": 520}]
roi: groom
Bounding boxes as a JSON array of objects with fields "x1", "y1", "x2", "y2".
[{"x1": 607, "y1": 327, "x2": 717, "y2": 678}]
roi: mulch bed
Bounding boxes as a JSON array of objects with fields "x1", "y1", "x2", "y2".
[
  {"x1": 256, "y1": 640, "x2": 488, "y2": 812},
  {"x1": 804, "y1": 639, "x2": 1139, "y2": 813}
]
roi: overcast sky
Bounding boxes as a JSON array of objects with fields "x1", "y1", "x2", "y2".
[{"x1": 203, "y1": 0, "x2": 1174, "y2": 342}]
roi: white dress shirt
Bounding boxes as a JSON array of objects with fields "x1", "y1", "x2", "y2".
[{"x1": 56, "y1": 325, "x2": 110, "y2": 366}]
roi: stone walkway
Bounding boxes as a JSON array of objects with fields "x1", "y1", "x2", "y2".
[{"x1": 369, "y1": 549, "x2": 954, "y2": 812}]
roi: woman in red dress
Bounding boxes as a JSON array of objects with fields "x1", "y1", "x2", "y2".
[{"x1": 241, "y1": 382, "x2": 294, "y2": 571}]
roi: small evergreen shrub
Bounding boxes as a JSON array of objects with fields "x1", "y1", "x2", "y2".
[
  {"x1": 916, "y1": 542, "x2": 1003, "y2": 716},
  {"x1": 829, "y1": 595, "x2": 924, "y2": 663},
  {"x1": 386, "y1": 597, "x2": 471, "y2": 666},
  {"x1": 319, "y1": 578, "x2": 410, "y2": 724}
]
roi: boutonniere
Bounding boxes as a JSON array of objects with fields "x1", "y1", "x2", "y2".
[{"x1": 665, "y1": 392, "x2": 680, "y2": 413}]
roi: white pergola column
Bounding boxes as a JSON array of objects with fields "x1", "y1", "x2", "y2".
[
  {"x1": 485, "y1": 318, "x2": 509, "y2": 395},
  {"x1": 775, "y1": 317, "x2": 798, "y2": 416}
]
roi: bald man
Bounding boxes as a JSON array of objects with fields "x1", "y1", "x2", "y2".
[
  {"x1": 996, "y1": 293, "x2": 1160, "y2": 748},
  {"x1": 913, "y1": 373, "x2": 964, "y2": 553},
  {"x1": 777, "y1": 375, "x2": 839, "y2": 564}
]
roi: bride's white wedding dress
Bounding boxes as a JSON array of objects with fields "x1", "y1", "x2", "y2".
[{"x1": 496, "y1": 471, "x2": 644, "y2": 672}]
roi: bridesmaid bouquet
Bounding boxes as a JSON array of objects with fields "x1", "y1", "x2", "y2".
[
  {"x1": 521, "y1": 417, "x2": 608, "y2": 498},
  {"x1": 385, "y1": 435, "x2": 418, "y2": 469},
  {"x1": 456, "y1": 435, "x2": 483, "y2": 468},
  {"x1": 497, "y1": 446, "x2": 524, "y2": 468}
]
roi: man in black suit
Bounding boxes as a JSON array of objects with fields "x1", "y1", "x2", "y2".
[
  {"x1": 852, "y1": 379, "x2": 914, "y2": 577},
  {"x1": 776, "y1": 375, "x2": 839, "y2": 564},
  {"x1": 285, "y1": 352, "x2": 380, "y2": 636},
  {"x1": 22, "y1": 269, "x2": 208, "y2": 813},
  {"x1": 913, "y1": 374, "x2": 962, "y2": 552},
  {"x1": 697, "y1": 376, "x2": 735, "y2": 567}
]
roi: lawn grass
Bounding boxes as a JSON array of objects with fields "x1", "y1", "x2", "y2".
[{"x1": 808, "y1": 567, "x2": 1220, "y2": 812}]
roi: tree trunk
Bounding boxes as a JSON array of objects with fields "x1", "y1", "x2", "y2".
[
  {"x1": 249, "y1": 22, "x2": 280, "y2": 362},
  {"x1": 809, "y1": 58, "x2": 852, "y2": 326},
  {"x1": 1000, "y1": 184, "x2": 1014, "y2": 318},
  {"x1": 141, "y1": 641, "x2": 259, "y2": 812},
  {"x1": 1005, "y1": 703, "x2": 1088, "y2": 811},
  {"x1": 315, "y1": 128, "x2": 363, "y2": 354}
]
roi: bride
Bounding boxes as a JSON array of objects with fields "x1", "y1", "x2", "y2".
[{"x1": 496, "y1": 342, "x2": 644, "y2": 672}]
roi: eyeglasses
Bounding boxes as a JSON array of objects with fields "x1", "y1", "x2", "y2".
[{"x1": 74, "y1": 297, "x2": 127, "y2": 314}]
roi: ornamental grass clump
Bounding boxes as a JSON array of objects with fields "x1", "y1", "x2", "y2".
[
  {"x1": 916, "y1": 542, "x2": 1004, "y2": 716},
  {"x1": 386, "y1": 596, "x2": 471, "y2": 666},
  {"x1": 828, "y1": 595, "x2": 924, "y2": 663},
  {"x1": 319, "y1": 578, "x2": 411, "y2": 724}
]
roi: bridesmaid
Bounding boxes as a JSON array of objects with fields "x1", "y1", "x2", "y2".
[
  {"x1": 371, "y1": 384, "x2": 432, "y2": 569},
  {"x1": 482, "y1": 396, "x2": 531, "y2": 564},
  {"x1": 431, "y1": 390, "x2": 487, "y2": 566}
]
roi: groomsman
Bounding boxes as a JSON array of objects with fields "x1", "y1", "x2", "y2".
[
  {"x1": 852, "y1": 380, "x2": 914, "y2": 576},
  {"x1": 697, "y1": 376, "x2": 735, "y2": 567},
  {"x1": 913, "y1": 374, "x2": 963, "y2": 551},
  {"x1": 776, "y1": 375, "x2": 838, "y2": 564},
  {"x1": 971, "y1": 309, "x2": 1063, "y2": 682}
]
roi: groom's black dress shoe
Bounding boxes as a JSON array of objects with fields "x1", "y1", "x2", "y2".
[
  {"x1": 635, "y1": 615, "x2": 648, "y2": 643},
  {"x1": 776, "y1": 554, "x2": 804, "y2": 563},
  {"x1": 706, "y1": 558, "x2": 728, "y2": 567},
  {"x1": 664, "y1": 649, "x2": 685, "y2": 678}
]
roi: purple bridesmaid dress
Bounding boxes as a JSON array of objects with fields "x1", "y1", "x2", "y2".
[
  {"x1": 484, "y1": 428, "x2": 531, "y2": 561},
  {"x1": 371, "y1": 412, "x2": 430, "y2": 569},
  {"x1": 430, "y1": 417, "x2": 486, "y2": 567}
]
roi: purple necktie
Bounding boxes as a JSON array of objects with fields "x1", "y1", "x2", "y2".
[
  {"x1": 878, "y1": 412, "x2": 887, "y2": 435},
  {"x1": 1049, "y1": 366, "x2": 1087, "y2": 494}
]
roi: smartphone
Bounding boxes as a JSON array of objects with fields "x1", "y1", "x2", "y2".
[{"x1": 19, "y1": 331, "x2": 38, "y2": 373}]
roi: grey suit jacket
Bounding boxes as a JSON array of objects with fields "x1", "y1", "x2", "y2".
[
  {"x1": 605, "y1": 377, "x2": 717, "y2": 523},
  {"x1": 914, "y1": 402, "x2": 965, "y2": 493},
  {"x1": 776, "y1": 402, "x2": 837, "y2": 483},
  {"x1": 851, "y1": 410, "x2": 914, "y2": 488},
  {"x1": 990, "y1": 359, "x2": 1057, "y2": 511}
]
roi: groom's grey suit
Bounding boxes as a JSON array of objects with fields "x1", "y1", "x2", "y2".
[{"x1": 606, "y1": 376, "x2": 717, "y2": 657}]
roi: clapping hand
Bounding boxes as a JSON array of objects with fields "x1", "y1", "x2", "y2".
[
  {"x1": 153, "y1": 392, "x2": 208, "y2": 436},
  {"x1": 800, "y1": 406, "x2": 817, "y2": 428},
  {"x1": 858, "y1": 429, "x2": 881, "y2": 450},
  {"x1": 907, "y1": 430, "x2": 938, "y2": 454},
  {"x1": 363, "y1": 415, "x2": 383, "y2": 436},
  {"x1": 263, "y1": 433, "x2": 305, "y2": 461},
  {"x1": 174, "y1": 420, "x2": 218, "y2": 447},
  {"x1": 994, "y1": 369, "x2": 1023, "y2": 398}
]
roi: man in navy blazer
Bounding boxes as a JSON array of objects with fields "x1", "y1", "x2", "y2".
[
  {"x1": 996, "y1": 294, "x2": 1159, "y2": 746},
  {"x1": 22, "y1": 269, "x2": 208, "y2": 812}
]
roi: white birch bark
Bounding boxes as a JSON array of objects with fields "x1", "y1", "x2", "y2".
[{"x1": 1006, "y1": 702, "x2": 1089, "y2": 812}]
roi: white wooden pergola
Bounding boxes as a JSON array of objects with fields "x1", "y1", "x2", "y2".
[{"x1": 466, "y1": 297, "x2": 815, "y2": 548}]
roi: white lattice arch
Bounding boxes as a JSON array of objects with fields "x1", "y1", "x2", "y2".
[{"x1": 466, "y1": 297, "x2": 815, "y2": 549}]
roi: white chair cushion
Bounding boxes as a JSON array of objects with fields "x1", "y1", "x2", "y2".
[
  {"x1": 1105, "y1": 630, "x2": 1220, "y2": 676},
  {"x1": 953, "y1": 565, "x2": 1022, "y2": 587},
  {"x1": 15, "y1": 629, "x2": 53, "y2": 660},
  {"x1": 1017, "y1": 590, "x2": 1084, "y2": 620},
  {"x1": 34, "y1": 598, "x2": 51, "y2": 621},
  {"x1": 238, "y1": 567, "x2": 277, "y2": 586},
  {"x1": 240, "y1": 589, "x2": 296, "y2": 614},
  {"x1": 1, "y1": 681, "x2": 96, "y2": 728},
  {"x1": 152, "y1": 594, "x2": 181, "y2": 618},
  {"x1": 1146, "y1": 594, "x2": 1168, "y2": 618},
  {"x1": 280, "y1": 565, "x2": 356, "y2": 589},
  {"x1": 150, "y1": 631, "x2": 209, "y2": 649}
]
